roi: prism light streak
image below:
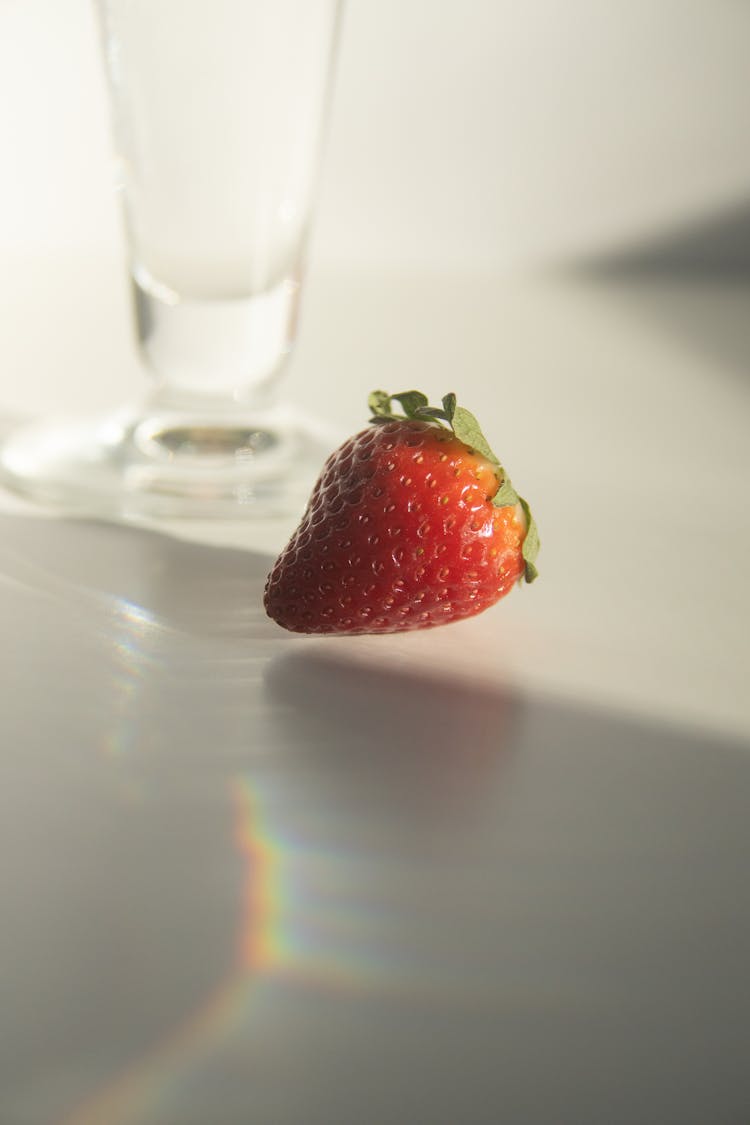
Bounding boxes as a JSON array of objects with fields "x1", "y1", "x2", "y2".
[
  {"x1": 60, "y1": 772, "x2": 420, "y2": 1125},
  {"x1": 61, "y1": 777, "x2": 284, "y2": 1125}
]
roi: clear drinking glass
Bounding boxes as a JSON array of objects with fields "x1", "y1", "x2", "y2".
[{"x1": 1, "y1": 0, "x2": 343, "y2": 517}]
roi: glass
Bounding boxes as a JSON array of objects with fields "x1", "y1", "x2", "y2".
[{"x1": 1, "y1": 0, "x2": 343, "y2": 518}]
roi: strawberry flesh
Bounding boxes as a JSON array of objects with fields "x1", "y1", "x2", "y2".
[{"x1": 264, "y1": 419, "x2": 527, "y2": 635}]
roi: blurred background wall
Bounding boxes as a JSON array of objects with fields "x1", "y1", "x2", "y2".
[{"x1": 1, "y1": 0, "x2": 749, "y2": 273}]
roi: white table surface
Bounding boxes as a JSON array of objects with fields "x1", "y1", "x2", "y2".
[{"x1": 1, "y1": 256, "x2": 749, "y2": 1123}]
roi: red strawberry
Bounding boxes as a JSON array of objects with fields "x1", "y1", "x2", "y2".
[{"x1": 264, "y1": 390, "x2": 539, "y2": 635}]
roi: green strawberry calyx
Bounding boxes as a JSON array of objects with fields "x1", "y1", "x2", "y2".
[{"x1": 368, "y1": 389, "x2": 539, "y2": 583}]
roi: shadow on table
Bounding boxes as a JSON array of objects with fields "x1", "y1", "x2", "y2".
[
  {"x1": 1, "y1": 510, "x2": 750, "y2": 1124},
  {"x1": 578, "y1": 197, "x2": 750, "y2": 281},
  {"x1": 568, "y1": 196, "x2": 750, "y2": 380},
  {"x1": 264, "y1": 643, "x2": 522, "y2": 830}
]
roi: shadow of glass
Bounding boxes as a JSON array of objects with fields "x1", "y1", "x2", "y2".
[
  {"x1": 0, "y1": 507, "x2": 294, "y2": 780},
  {"x1": 0, "y1": 510, "x2": 283, "y2": 641}
]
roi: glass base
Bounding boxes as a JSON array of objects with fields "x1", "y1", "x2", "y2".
[{"x1": 0, "y1": 403, "x2": 332, "y2": 520}]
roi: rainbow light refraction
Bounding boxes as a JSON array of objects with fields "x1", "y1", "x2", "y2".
[
  {"x1": 233, "y1": 775, "x2": 285, "y2": 973},
  {"x1": 61, "y1": 776, "x2": 286, "y2": 1125},
  {"x1": 60, "y1": 766, "x2": 406, "y2": 1125}
]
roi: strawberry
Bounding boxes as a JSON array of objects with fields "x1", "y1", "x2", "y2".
[{"x1": 264, "y1": 390, "x2": 539, "y2": 635}]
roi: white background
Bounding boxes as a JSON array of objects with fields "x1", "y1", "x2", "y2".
[{"x1": 1, "y1": 0, "x2": 749, "y2": 269}]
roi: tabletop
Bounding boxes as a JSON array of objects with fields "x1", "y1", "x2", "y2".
[{"x1": 1, "y1": 254, "x2": 749, "y2": 1124}]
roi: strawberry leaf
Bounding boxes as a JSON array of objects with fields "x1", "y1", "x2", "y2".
[
  {"x1": 368, "y1": 390, "x2": 393, "y2": 420},
  {"x1": 392, "y1": 390, "x2": 429, "y2": 418},
  {"x1": 519, "y1": 498, "x2": 540, "y2": 583},
  {"x1": 441, "y1": 393, "x2": 457, "y2": 422},
  {"x1": 492, "y1": 477, "x2": 520, "y2": 507},
  {"x1": 414, "y1": 406, "x2": 450, "y2": 422},
  {"x1": 451, "y1": 405, "x2": 501, "y2": 466}
]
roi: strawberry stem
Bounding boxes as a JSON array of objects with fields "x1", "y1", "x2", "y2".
[{"x1": 368, "y1": 389, "x2": 540, "y2": 583}]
